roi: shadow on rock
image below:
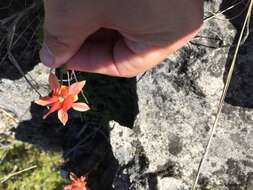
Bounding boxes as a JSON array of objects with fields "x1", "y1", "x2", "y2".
[
  {"x1": 221, "y1": 0, "x2": 253, "y2": 108},
  {"x1": 0, "y1": 0, "x2": 42, "y2": 80},
  {"x1": 13, "y1": 73, "x2": 139, "y2": 190}
]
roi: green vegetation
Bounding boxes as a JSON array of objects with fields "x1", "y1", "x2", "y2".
[{"x1": 0, "y1": 136, "x2": 66, "y2": 190}]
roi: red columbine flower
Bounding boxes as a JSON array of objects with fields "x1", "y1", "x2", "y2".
[
  {"x1": 35, "y1": 73, "x2": 90, "y2": 125},
  {"x1": 64, "y1": 173, "x2": 89, "y2": 190}
]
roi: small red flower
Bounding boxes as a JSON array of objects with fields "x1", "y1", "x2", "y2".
[
  {"x1": 35, "y1": 73, "x2": 89, "y2": 125},
  {"x1": 64, "y1": 173, "x2": 89, "y2": 190}
]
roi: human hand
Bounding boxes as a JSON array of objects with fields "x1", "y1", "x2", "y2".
[{"x1": 40, "y1": 0, "x2": 203, "y2": 77}]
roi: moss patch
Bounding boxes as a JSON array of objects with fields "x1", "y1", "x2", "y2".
[{"x1": 0, "y1": 136, "x2": 66, "y2": 190}]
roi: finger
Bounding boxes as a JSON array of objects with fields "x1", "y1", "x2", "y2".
[
  {"x1": 40, "y1": 0, "x2": 99, "y2": 68},
  {"x1": 65, "y1": 27, "x2": 200, "y2": 78},
  {"x1": 63, "y1": 37, "x2": 166, "y2": 77},
  {"x1": 114, "y1": 27, "x2": 201, "y2": 77},
  {"x1": 64, "y1": 39, "x2": 120, "y2": 76}
]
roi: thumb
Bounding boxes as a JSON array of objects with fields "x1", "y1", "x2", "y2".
[
  {"x1": 40, "y1": 1, "x2": 98, "y2": 68},
  {"x1": 40, "y1": 30, "x2": 88, "y2": 68}
]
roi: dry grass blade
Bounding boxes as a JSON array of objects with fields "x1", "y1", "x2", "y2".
[
  {"x1": 0, "y1": 165, "x2": 37, "y2": 183},
  {"x1": 6, "y1": 3, "x2": 42, "y2": 97},
  {"x1": 204, "y1": 0, "x2": 243, "y2": 22},
  {"x1": 192, "y1": 0, "x2": 253, "y2": 189},
  {"x1": 0, "y1": 106, "x2": 19, "y2": 123},
  {"x1": 0, "y1": 150, "x2": 8, "y2": 165},
  {"x1": 0, "y1": 3, "x2": 37, "y2": 25},
  {"x1": 67, "y1": 70, "x2": 71, "y2": 86},
  {"x1": 72, "y1": 71, "x2": 89, "y2": 104}
]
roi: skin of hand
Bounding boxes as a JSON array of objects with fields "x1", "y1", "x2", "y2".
[{"x1": 40, "y1": 0, "x2": 203, "y2": 78}]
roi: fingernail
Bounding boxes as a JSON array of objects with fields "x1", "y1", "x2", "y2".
[{"x1": 40, "y1": 44, "x2": 55, "y2": 66}]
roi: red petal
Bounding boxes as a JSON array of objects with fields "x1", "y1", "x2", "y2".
[
  {"x1": 59, "y1": 85, "x2": 69, "y2": 98},
  {"x1": 79, "y1": 176, "x2": 85, "y2": 182},
  {"x1": 35, "y1": 96, "x2": 58, "y2": 106},
  {"x1": 62, "y1": 96, "x2": 75, "y2": 111},
  {"x1": 64, "y1": 175, "x2": 88, "y2": 190},
  {"x1": 49, "y1": 73, "x2": 60, "y2": 90},
  {"x1": 64, "y1": 185, "x2": 71, "y2": 190},
  {"x1": 58, "y1": 109, "x2": 68, "y2": 126},
  {"x1": 69, "y1": 173, "x2": 78, "y2": 181},
  {"x1": 43, "y1": 102, "x2": 62, "y2": 119},
  {"x1": 68, "y1": 81, "x2": 86, "y2": 96},
  {"x1": 72, "y1": 103, "x2": 90, "y2": 112}
]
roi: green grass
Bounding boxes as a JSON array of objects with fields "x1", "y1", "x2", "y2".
[{"x1": 0, "y1": 136, "x2": 67, "y2": 190}]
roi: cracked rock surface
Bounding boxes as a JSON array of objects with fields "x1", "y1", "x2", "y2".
[
  {"x1": 110, "y1": 1, "x2": 253, "y2": 189},
  {"x1": 0, "y1": 1, "x2": 253, "y2": 190}
]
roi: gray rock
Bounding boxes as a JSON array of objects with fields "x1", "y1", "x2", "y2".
[
  {"x1": 111, "y1": 0, "x2": 253, "y2": 189},
  {"x1": 0, "y1": 0, "x2": 252, "y2": 190},
  {"x1": 0, "y1": 63, "x2": 50, "y2": 135},
  {"x1": 110, "y1": 121, "x2": 137, "y2": 166},
  {"x1": 157, "y1": 177, "x2": 188, "y2": 190}
]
